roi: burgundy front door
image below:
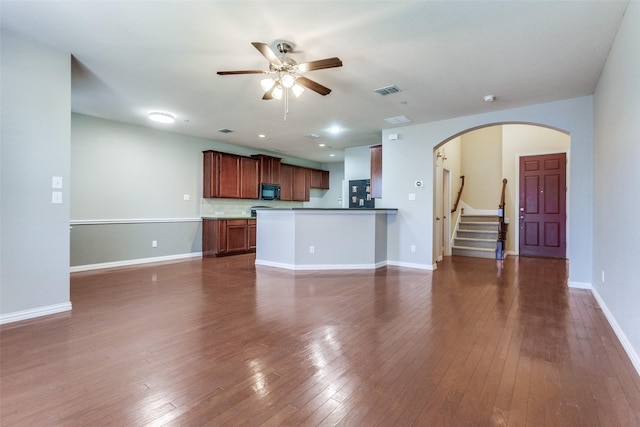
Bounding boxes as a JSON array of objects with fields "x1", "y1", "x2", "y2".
[{"x1": 519, "y1": 153, "x2": 567, "y2": 258}]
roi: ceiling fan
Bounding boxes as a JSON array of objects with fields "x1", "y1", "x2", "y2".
[{"x1": 217, "y1": 41, "x2": 342, "y2": 107}]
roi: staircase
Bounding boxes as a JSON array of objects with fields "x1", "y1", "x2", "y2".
[{"x1": 452, "y1": 214, "x2": 499, "y2": 259}]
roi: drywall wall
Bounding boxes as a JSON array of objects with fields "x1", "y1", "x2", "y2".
[
  {"x1": 593, "y1": 0, "x2": 640, "y2": 373},
  {"x1": 461, "y1": 126, "x2": 503, "y2": 210},
  {"x1": 70, "y1": 113, "x2": 326, "y2": 268},
  {"x1": 377, "y1": 96, "x2": 593, "y2": 280},
  {"x1": 1, "y1": 31, "x2": 71, "y2": 319}
]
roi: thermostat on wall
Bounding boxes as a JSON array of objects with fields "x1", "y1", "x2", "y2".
[{"x1": 415, "y1": 180, "x2": 424, "y2": 188}]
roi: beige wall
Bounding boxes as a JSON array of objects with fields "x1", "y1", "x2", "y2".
[{"x1": 461, "y1": 126, "x2": 503, "y2": 210}]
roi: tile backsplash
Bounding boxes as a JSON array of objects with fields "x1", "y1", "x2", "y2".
[{"x1": 201, "y1": 198, "x2": 303, "y2": 217}]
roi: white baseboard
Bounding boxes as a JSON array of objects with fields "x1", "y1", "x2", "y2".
[
  {"x1": 0, "y1": 302, "x2": 72, "y2": 325},
  {"x1": 568, "y1": 280, "x2": 592, "y2": 289},
  {"x1": 589, "y1": 286, "x2": 640, "y2": 377},
  {"x1": 386, "y1": 260, "x2": 435, "y2": 270},
  {"x1": 70, "y1": 252, "x2": 202, "y2": 273},
  {"x1": 255, "y1": 259, "x2": 387, "y2": 270}
]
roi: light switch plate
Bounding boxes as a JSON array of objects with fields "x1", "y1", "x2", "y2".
[
  {"x1": 408, "y1": 193, "x2": 416, "y2": 201},
  {"x1": 52, "y1": 176, "x2": 63, "y2": 189}
]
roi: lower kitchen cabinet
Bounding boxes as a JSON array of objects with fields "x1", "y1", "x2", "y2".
[{"x1": 203, "y1": 218, "x2": 257, "y2": 256}]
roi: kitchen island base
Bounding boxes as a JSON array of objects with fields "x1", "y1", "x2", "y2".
[{"x1": 255, "y1": 208, "x2": 397, "y2": 270}]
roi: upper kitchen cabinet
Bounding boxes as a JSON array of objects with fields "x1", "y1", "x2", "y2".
[
  {"x1": 203, "y1": 151, "x2": 259, "y2": 199},
  {"x1": 240, "y1": 157, "x2": 259, "y2": 199},
  {"x1": 370, "y1": 145, "x2": 382, "y2": 198},
  {"x1": 310, "y1": 169, "x2": 330, "y2": 189},
  {"x1": 252, "y1": 154, "x2": 281, "y2": 185}
]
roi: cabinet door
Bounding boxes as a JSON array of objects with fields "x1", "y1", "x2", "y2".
[
  {"x1": 370, "y1": 144, "x2": 382, "y2": 198},
  {"x1": 253, "y1": 155, "x2": 282, "y2": 185},
  {"x1": 320, "y1": 170, "x2": 330, "y2": 189},
  {"x1": 240, "y1": 157, "x2": 259, "y2": 199},
  {"x1": 219, "y1": 154, "x2": 241, "y2": 198},
  {"x1": 280, "y1": 164, "x2": 294, "y2": 201},
  {"x1": 248, "y1": 219, "x2": 257, "y2": 250},
  {"x1": 292, "y1": 166, "x2": 309, "y2": 201},
  {"x1": 203, "y1": 151, "x2": 218, "y2": 198},
  {"x1": 310, "y1": 169, "x2": 330, "y2": 189},
  {"x1": 225, "y1": 220, "x2": 248, "y2": 253}
]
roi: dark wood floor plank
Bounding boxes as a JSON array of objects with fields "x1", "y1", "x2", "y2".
[{"x1": 1, "y1": 255, "x2": 639, "y2": 426}]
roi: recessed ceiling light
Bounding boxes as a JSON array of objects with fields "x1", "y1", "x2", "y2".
[
  {"x1": 484, "y1": 95, "x2": 495, "y2": 102},
  {"x1": 328, "y1": 126, "x2": 342, "y2": 134},
  {"x1": 318, "y1": 143, "x2": 326, "y2": 147},
  {"x1": 258, "y1": 134, "x2": 266, "y2": 138},
  {"x1": 304, "y1": 133, "x2": 321, "y2": 139},
  {"x1": 148, "y1": 111, "x2": 176, "y2": 124},
  {"x1": 329, "y1": 153, "x2": 336, "y2": 157}
]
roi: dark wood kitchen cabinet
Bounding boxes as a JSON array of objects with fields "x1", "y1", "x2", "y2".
[
  {"x1": 252, "y1": 154, "x2": 281, "y2": 185},
  {"x1": 203, "y1": 151, "x2": 259, "y2": 199},
  {"x1": 370, "y1": 144, "x2": 382, "y2": 198},
  {"x1": 240, "y1": 157, "x2": 259, "y2": 199},
  {"x1": 203, "y1": 218, "x2": 257, "y2": 256},
  {"x1": 310, "y1": 169, "x2": 329, "y2": 189},
  {"x1": 280, "y1": 164, "x2": 311, "y2": 201}
]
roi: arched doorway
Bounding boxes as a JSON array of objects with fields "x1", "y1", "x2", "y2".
[{"x1": 433, "y1": 123, "x2": 570, "y2": 261}]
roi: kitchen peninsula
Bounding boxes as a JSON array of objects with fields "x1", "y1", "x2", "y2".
[{"x1": 254, "y1": 208, "x2": 397, "y2": 270}]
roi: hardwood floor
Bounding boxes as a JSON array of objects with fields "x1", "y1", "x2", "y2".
[{"x1": 1, "y1": 255, "x2": 639, "y2": 426}]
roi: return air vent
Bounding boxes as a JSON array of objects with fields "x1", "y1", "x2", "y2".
[
  {"x1": 384, "y1": 115, "x2": 412, "y2": 125},
  {"x1": 374, "y1": 85, "x2": 401, "y2": 96},
  {"x1": 217, "y1": 128, "x2": 234, "y2": 134}
]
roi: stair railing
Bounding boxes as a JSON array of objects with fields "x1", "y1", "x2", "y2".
[
  {"x1": 497, "y1": 178, "x2": 508, "y2": 259},
  {"x1": 451, "y1": 175, "x2": 465, "y2": 213}
]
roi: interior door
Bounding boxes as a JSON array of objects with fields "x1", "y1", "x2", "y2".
[{"x1": 519, "y1": 153, "x2": 566, "y2": 258}]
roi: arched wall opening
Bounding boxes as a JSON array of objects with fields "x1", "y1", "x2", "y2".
[
  {"x1": 378, "y1": 96, "x2": 592, "y2": 286},
  {"x1": 433, "y1": 123, "x2": 570, "y2": 262}
]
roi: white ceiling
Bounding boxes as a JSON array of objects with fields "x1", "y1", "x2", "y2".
[{"x1": 1, "y1": 1, "x2": 628, "y2": 163}]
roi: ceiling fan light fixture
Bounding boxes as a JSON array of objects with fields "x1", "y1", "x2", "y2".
[
  {"x1": 292, "y1": 84, "x2": 304, "y2": 98},
  {"x1": 260, "y1": 78, "x2": 275, "y2": 91},
  {"x1": 281, "y1": 73, "x2": 295, "y2": 88},
  {"x1": 272, "y1": 85, "x2": 283, "y2": 100},
  {"x1": 148, "y1": 111, "x2": 175, "y2": 124}
]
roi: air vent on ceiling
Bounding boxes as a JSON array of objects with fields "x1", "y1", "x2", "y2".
[
  {"x1": 217, "y1": 128, "x2": 234, "y2": 134},
  {"x1": 384, "y1": 115, "x2": 412, "y2": 125},
  {"x1": 374, "y1": 85, "x2": 401, "y2": 96}
]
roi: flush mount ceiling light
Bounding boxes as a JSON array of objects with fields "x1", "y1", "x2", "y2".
[
  {"x1": 148, "y1": 111, "x2": 176, "y2": 124},
  {"x1": 217, "y1": 41, "x2": 342, "y2": 121},
  {"x1": 484, "y1": 94, "x2": 496, "y2": 102}
]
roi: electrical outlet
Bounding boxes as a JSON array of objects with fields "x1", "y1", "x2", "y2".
[
  {"x1": 309, "y1": 245, "x2": 315, "y2": 254},
  {"x1": 183, "y1": 194, "x2": 190, "y2": 201},
  {"x1": 152, "y1": 240, "x2": 158, "y2": 248},
  {"x1": 52, "y1": 191, "x2": 62, "y2": 204},
  {"x1": 411, "y1": 245, "x2": 416, "y2": 253},
  {"x1": 408, "y1": 193, "x2": 416, "y2": 201}
]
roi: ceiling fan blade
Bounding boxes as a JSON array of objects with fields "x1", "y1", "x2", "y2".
[
  {"x1": 296, "y1": 76, "x2": 332, "y2": 96},
  {"x1": 251, "y1": 42, "x2": 282, "y2": 66},
  {"x1": 217, "y1": 70, "x2": 266, "y2": 75},
  {"x1": 297, "y1": 57, "x2": 343, "y2": 73}
]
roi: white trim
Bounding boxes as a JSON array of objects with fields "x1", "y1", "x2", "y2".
[
  {"x1": 568, "y1": 280, "x2": 592, "y2": 289},
  {"x1": 386, "y1": 260, "x2": 435, "y2": 270},
  {"x1": 590, "y1": 287, "x2": 640, "y2": 377},
  {"x1": 0, "y1": 302, "x2": 72, "y2": 325},
  {"x1": 70, "y1": 252, "x2": 202, "y2": 272},
  {"x1": 255, "y1": 259, "x2": 387, "y2": 270},
  {"x1": 70, "y1": 218, "x2": 202, "y2": 225}
]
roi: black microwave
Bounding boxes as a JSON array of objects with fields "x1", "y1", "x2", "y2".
[{"x1": 260, "y1": 183, "x2": 281, "y2": 200}]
